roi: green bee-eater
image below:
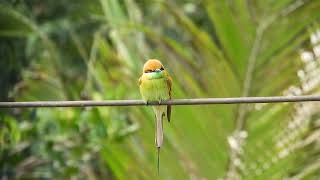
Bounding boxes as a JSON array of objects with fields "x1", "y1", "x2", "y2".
[{"x1": 139, "y1": 59, "x2": 172, "y2": 174}]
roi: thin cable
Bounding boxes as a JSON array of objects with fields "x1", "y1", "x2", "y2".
[{"x1": 1, "y1": 95, "x2": 320, "y2": 108}]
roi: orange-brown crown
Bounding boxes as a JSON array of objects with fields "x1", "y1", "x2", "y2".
[{"x1": 143, "y1": 59, "x2": 164, "y2": 73}]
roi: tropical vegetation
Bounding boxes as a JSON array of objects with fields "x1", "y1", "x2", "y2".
[{"x1": 1, "y1": 0, "x2": 320, "y2": 179}]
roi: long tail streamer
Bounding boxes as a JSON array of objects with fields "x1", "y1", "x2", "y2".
[{"x1": 157, "y1": 147, "x2": 160, "y2": 175}]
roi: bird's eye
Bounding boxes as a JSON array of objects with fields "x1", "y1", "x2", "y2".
[{"x1": 160, "y1": 67, "x2": 164, "y2": 71}]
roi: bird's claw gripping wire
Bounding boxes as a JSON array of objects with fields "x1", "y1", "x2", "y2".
[{"x1": 144, "y1": 100, "x2": 163, "y2": 106}]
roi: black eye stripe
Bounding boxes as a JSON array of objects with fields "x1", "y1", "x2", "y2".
[{"x1": 144, "y1": 67, "x2": 164, "y2": 73}]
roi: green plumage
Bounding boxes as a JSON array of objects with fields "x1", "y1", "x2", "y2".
[
  {"x1": 139, "y1": 71, "x2": 170, "y2": 148},
  {"x1": 140, "y1": 73, "x2": 170, "y2": 101}
]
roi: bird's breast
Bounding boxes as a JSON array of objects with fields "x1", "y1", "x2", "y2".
[{"x1": 140, "y1": 77, "x2": 169, "y2": 101}]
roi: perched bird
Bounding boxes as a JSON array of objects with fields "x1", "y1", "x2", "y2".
[{"x1": 139, "y1": 59, "x2": 172, "y2": 174}]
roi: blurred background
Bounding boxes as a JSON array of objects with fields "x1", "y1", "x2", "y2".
[{"x1": 1, "y1": 0, "x2": 320, "y2": 179}]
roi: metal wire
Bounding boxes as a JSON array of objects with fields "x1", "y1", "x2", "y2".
[{"x1": 0, "y1": 95, "x2": 320, "y2": 108}]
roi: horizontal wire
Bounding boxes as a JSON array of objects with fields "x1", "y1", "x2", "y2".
[{"x1": 0, "y1": 95, "x2": 320, "y2": 108}]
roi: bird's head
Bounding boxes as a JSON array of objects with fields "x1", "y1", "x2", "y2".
[
  {"x1": 143, "y1": 59, "x2": 165, "y2": 73},
  {"x1": 142, "y1": 59, "x2": 166, "y2": 79}
]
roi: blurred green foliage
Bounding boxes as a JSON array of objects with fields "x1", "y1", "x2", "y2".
[{"x1": 1, "y1": 0, "x2": 320, "y2": 179}]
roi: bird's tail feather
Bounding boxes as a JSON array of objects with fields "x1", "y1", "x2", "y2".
[
  {"x1": 157, "y1": 147, "x2": 160, "y2": 175},
  {"x1": 155, "y1": 109, "x2": 163, "y2": 148},
  {"x1": 154, "y1": 108, "x2": 163, "y2": 175}
]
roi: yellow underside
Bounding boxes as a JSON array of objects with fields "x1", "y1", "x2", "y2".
[{"x1": 140, "y1": 77, "x2": 170, "y2": 102}]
